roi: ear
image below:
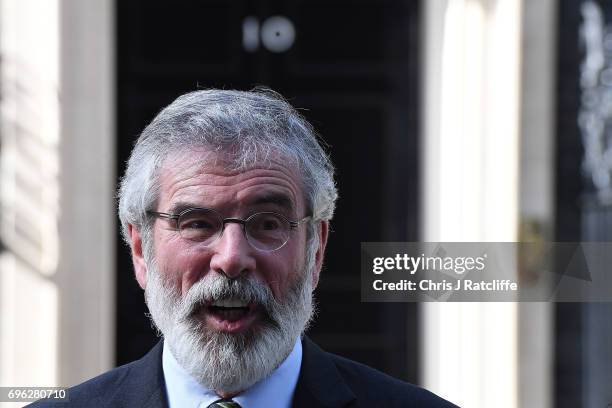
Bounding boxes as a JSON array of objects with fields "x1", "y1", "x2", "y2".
[
  {"x1": 311, "y1": 220, "x2": 329, "y2": 289},
  {"x1": 128, "y1": 224, "x2": 148, "y2": 290}
]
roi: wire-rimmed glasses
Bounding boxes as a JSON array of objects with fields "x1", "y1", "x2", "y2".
[{"x1": 147, "y1": 207, "x2": 311, "y2": 252}]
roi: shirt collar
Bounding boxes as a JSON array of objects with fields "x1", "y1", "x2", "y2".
[{"x1": 162, "y1": 339, "x2": 302, "y2": 408}]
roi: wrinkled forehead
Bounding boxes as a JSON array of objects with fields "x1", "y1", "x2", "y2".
[{"x1": 157, "y1": 147, "x2": 309, "y2": 209}]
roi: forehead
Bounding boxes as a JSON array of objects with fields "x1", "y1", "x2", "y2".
[{"x1": 156, "y1": 149, "x2": 306, "y2": 213}]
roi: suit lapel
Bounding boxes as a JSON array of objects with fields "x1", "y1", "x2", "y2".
[
  {"x1": 293, "y1": 337, "x2": 356, "y2": 408},
  {"x1": 107, "y1": 341, "x2": 169, "y2": 408}
]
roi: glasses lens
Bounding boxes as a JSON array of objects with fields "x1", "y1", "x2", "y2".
[
  {"x1": 177, "y1": 209, "x2": 222, "y2": 243},
  {"x1": 246, "y1": 212, "x2": 291, "y2": 251}
]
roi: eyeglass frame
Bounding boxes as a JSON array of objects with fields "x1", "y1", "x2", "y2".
[{"x1": 146, "y1": 207, "x2": 312, "y2": 252}]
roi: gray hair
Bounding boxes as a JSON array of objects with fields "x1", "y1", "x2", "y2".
[{"x1": 118, "y1": 88, "x2": 338, "y2": 254}]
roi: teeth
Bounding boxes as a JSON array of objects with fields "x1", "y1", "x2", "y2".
[{"x1": 211, "y1": 299, "x2": 248, "y2": 308}]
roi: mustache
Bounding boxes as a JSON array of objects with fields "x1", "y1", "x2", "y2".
[{"x1": 176, "y1": 273, "x2": 277, "y2": 320}]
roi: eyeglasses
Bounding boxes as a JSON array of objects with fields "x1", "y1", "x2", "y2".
[{"x1": 147, "y1": 207, "x2": 311, "y2": 252}]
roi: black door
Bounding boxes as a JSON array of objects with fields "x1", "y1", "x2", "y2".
[{"x1": 116, "y1": 0, "x2": 421, "y2": 382}]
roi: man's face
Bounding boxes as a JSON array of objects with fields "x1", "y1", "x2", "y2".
[
  {"x1": 154, "y1": 150, "x2": 310, "y2": 327},
  {"x1": 128, "y1": 150, "x2": 328, "y2": 394}
]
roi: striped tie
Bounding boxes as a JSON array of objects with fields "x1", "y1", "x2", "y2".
[{"x1": 207, "y1": 400, "x2": 242, "y2": 408}]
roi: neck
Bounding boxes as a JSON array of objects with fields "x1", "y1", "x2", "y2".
[{"x1": 217, "y1": 390, "x2": 240, "y2": 399}]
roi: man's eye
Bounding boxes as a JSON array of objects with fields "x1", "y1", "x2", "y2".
[
  {"x1": 181, "y1": 220, "x2": 215, "y2": 230},
  {"x1": 251, "y1": 214, "x2": 285, "y2": 232},
  {"x1": 261, "y1": 219, "x2": 281, "y2": 230}
]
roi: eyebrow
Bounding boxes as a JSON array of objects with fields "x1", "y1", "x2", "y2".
[
  {"x1": 247, "y1": 192, "x2": 295, "y2": 211},
  {"x1": 166, "y1": 201, "x2": 201, "y2": 215}
]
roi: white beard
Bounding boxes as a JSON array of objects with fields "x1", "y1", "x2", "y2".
[{"x1": 143, "y1": 257, "x2": 315, "y2": 394}]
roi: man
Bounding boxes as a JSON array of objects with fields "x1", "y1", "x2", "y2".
[{"x1": 31, "y1": 89, "x2": 456, "y2": 407}]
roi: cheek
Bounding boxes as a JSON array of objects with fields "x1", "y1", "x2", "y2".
[
  {"x1": 264, "y1": 244, "x2": 307, "y2": 299},
  {"x1": 154, "y1": 238, "x2": 212, "y2": 295}
]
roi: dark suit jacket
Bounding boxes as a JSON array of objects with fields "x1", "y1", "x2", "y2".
[{"x1": 29, "y1": 338, "x2": 458, "y2": 407}]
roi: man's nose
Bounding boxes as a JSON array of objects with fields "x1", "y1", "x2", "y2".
[{"x1": 209, "y1": 222, "x2": 256, "y2": 279}]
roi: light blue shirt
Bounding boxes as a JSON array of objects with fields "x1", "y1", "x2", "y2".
[{"x1": 162, "y1": 339, "x2": 302, "y2": 408}]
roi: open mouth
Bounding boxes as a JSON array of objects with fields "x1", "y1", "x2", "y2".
[
  {"x1": 197, "y1": 298, "x2": 260, "y2": 332},
  {"x1": 207, "y1": 299, "x2": 252, "y2": 322}
]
